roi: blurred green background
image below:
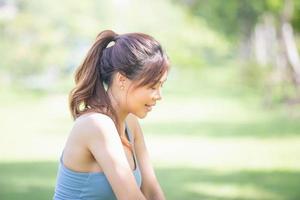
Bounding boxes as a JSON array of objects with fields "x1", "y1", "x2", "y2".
[{"x1": 1, "y1": 0, "x2": 300, "y2": 199}]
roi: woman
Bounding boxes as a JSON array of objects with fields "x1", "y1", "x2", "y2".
[{"x1": 53, "y1": 30, "x2": 170, "y2": 200}]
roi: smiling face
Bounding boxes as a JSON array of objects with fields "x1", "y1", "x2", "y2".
[{"x1": 126, "y1": 71, "x2": 168, "y2": 118}]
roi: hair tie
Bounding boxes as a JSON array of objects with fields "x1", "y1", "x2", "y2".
[{"x1": 106, "y1": 35, "x2": 119, "y2": 48}]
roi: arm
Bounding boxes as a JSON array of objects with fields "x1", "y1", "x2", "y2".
[
  {"x1": 127, "y1": 115, "x2": 166, "y2": 200},
  {"x1": 84, "y1": 114, "x2": 147, "y2": 200}
]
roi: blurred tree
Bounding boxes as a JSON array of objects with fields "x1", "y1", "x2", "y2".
[
  {"x1": 175, "y1": 0, "x2": 300, "y2": 105},
  {"x1": 174, "y1": 0, "x2": 281, "y2": 39},
  {"x1": 0, "y1": 0, "x2": 231, "y2": 89},
  {"x1": 0, "y1": 0, "x2": 107, "y2": 87}
]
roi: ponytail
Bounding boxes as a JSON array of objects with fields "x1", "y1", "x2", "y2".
[{"x1": 69, "y1": 30, "x2": 116, "y2": 119}]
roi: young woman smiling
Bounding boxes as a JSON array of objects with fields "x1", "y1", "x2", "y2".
[{"x1": 53, "y1": 30, "x2": 170, "y2": 200}]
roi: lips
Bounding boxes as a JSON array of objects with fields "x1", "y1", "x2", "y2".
[
  {"x1": 145, "y1": 103, "x2": 155, "y2": 111},
  {"x1": 145, "y1": 103, "x2": 155, "y2": 107}
]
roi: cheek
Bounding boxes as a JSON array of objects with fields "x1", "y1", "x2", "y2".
[
  {"x1": 126, "y1": 91, "x2": 149, "y2": 111},
  {"x1": 126, "y1": 87, "x2": 153, "y2": 109},
  {"x1": 126, "y1": 98, "x2": 146, "y2": 118},
  {"x1": 129, "y1": 93, "x2": 147, "y2": 107},
  {"x1": 130, "y1": 89, "x2": 150, "y2": 101}
]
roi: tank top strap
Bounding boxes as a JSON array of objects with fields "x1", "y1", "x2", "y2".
[
  {"x1": 125, "y1": 122, "x2": 138, "y2": 170},
  {"x1": 125, "y1": 122, "x2": 134, "y2": 143}
]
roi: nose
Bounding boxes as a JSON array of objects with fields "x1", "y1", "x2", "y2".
[{"x1": 153, "y1": 88, "x2": 162, "y2": 101}]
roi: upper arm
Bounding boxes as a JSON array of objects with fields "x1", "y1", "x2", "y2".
[
  {"x1": 84, "y1": 114, "x2": 145, "y2": 200},
  {"x1": 127, "y1": 114, "x2": 165, "y2": 199}
]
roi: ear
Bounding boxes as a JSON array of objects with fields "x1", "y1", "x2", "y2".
[{"x1": 115, "y1": 72, "x2": 127, "y2": 88}]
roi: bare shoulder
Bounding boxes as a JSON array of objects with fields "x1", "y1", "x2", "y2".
[
  {"x1": 75, "y1": 112, "x2": 114, "y2": 126},
  {"x1": 72, "y1": 112, "x2": 117, "y2": 139}
]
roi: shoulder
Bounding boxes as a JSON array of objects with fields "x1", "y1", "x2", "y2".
[
  {"x1": 73, "y1": 112, "x2": 117, "y2": 138},
  {"x1": 75, "y1": 112, "x2": 114, "y2": 127},
  {"x1": 76, "y1": 112, "x2": 114, "y2": 123}
]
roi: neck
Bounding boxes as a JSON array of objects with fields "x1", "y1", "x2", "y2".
[{"x1": 107, "y1": 87, "x2": 128, "y2": 134}]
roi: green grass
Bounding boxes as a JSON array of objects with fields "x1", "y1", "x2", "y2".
[
  {"x1": 0, "y1": 162, "x2": 299, "y2": 200},
  {"x1": 158, "y1": 168, "x2": 300, "y2": 200},
  {"x1": 1, "y1": 67, "x2": 300, "y2": 199},
  {"x1": 0, "y1": 162, "x2": 57, "y2": 200}
]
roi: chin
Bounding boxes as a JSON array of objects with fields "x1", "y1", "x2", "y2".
[
  {"x1": 132, "y1": 111, "x2": 148, "y2": 119},
  {"x1": 139, "y1": 114, "x2": 147, "y2": 119}
]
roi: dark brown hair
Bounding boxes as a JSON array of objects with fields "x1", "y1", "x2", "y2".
[{"x1": 69, "y1": 30, "x2": 169, "y2": 148}]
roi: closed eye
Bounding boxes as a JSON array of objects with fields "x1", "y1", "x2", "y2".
[
  {"x1": 151, "y1": 84, "x2": 163, "y2": 90},
  {"x1": 149, "y1": 80, "x2": 165, "y2": 90}
]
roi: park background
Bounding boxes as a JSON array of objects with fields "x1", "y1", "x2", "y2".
[{"x1": 1, "y1": 0, "x2": 300, "y2": 199}]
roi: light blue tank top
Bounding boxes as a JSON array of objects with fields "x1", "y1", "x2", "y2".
[{"x1": 53, "y1": 125, "x2": 142, "y2": 200}]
